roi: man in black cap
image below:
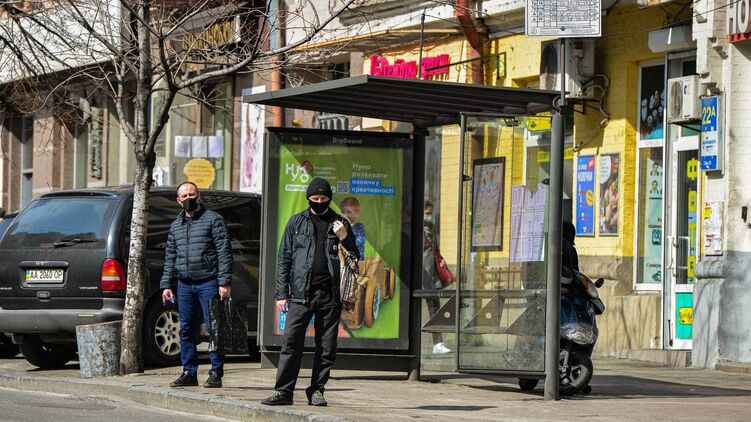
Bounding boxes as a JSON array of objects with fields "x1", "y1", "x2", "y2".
[{"x1": 262, "y1": 177, "x2": 357, "y2": 407}]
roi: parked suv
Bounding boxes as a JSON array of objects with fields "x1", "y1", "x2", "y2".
[
  {"x1": 0, "y1": 188, "x2": 261, "y2": 368},
  {"x1": 0, "y1": 212, "x2": 19, "y2": 359}
]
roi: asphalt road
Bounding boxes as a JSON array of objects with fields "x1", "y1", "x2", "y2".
[{"x1": 0, "y1": 386, "x2": 237, "y2": 422}]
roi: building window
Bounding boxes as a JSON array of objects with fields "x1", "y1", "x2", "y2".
[
  {"x1": 20, "y1": 117, "x2": 33, "y2": 207},
  {"x1": 636, "y1": 147, "x2": 664, "y2": 286},
  {"x1": 74, "y1": 121, "x2": 88, "y2": 188}
]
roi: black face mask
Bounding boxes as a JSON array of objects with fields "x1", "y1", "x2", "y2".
[
  {"x1": 309, "y1": 199, "x2": 330, "y2": 215},
  {"x1": 182, "y1": 197, "x2": 198, "y2": 212}
]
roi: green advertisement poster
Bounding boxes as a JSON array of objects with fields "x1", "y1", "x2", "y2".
[{"x1": 261, "y1": 129, "x2": 413, "y2": 350}]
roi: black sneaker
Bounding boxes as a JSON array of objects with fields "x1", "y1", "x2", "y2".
[
  {"x1": 307, "y1": 389, "x2": 327, "y2": 406},
  {"x1": 170, "y1": 371, "x2": 198, "y2": 387},
  {"x1": 261, "y1": 391, "x2": 293, "y2": 406},
  {"x1": 203, "y1": 370, "x2": 222, "y2": 388}
]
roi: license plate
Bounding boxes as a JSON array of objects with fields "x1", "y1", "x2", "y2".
[{"x1": 25, "y1": 269, "x2": 65, "y2": 284}]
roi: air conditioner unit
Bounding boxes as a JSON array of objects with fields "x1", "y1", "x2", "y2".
[
  {"x1": 666, "y1": 76, "x2": 700, "y2": 123},
  {"x1": 539, "y1": 39, "x2": 596, "y2": 99}
]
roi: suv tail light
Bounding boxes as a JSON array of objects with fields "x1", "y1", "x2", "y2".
[{"x1": 101, "y1": 258, "x2": 127, "y2": 291}]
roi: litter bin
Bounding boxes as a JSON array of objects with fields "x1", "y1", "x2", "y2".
[{"x1": 76, "y1": 320, "x2": 121, "y2": 378}]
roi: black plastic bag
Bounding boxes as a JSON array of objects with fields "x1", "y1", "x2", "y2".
[{"x1": 207, "y1": 298, "x2": 249, "y2": 354}]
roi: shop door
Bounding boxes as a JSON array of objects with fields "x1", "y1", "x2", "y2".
[
  {"x1": 456, "y1": 114, "x2": 547, "y2": 375},
  {"x1": 665, "y1": 145, "x2": 699, "y2": 349}
]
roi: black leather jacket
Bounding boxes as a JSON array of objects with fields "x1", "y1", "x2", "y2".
[{"x1": 276, "y1": 209, "x2": 357, "y2": 304}]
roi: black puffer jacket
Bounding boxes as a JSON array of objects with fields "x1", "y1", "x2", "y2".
[
  {"x1": 277, "y1": 209, "x2": 357, "y2": 304},
  {"x1": 160, "y1": 206, "x2": 233, "y2": 289}
]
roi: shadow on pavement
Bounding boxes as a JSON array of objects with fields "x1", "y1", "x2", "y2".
[
  {"x1": 465, "y1": 375, "x2": 751, "y2": 400},
  {"x1": 408, "y1": 405, "x2": 496, "y2": 411}
]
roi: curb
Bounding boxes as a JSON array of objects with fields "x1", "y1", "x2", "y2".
[
  {"x1": 715, "y1": 363, "x2": 751, "y2": 375},
  {"x1": 0, "y1": 371, "x2": 347, "y2": 422}
]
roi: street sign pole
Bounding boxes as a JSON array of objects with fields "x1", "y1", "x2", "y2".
[{"x1": 543, "y1": 38, "x2": 566, "y2": 402}]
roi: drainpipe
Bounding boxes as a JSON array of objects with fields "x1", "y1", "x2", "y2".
[
  {"x1": 456, "y1": 0, "x2": 484, "y2": 84},
  {"x1": 270, "y1": 0, "x2": 284, "y2": 126}
]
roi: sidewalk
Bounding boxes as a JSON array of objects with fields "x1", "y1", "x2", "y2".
[{"x1": 0, "y1": 356, "x2": 750, "y2": 421}]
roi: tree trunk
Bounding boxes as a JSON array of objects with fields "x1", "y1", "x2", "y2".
[
  {"x1": 119, "y1": 162, "x2": 151, "y2": 375},
  {"x1": 120, "y1": 0, "x2": 153, "y2": 375}
]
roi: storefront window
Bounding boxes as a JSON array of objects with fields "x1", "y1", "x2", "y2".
[
  {"x1": 155, "y1": 81, "x2": 233, "y2": 189},
  {"x1": 636, "y1": 147, "x2": 663, "y2": 285}
]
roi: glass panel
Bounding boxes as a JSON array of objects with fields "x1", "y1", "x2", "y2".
[
  {"x1": 636, "y1": 147, "x2": 664, "y2": 285},
  {"x1": 457, "y1": 115, "x2": 548, "y2": 373},
  {"x1": 676, "y1": 150, "x2": 699, "y2": 284},
  {"x1": 420, "y1": 125, "x2": 456, "y2": 369}
]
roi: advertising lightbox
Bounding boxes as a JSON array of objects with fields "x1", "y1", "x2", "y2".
[{"x1": 261, "y1": 128, "x2": 414, "y2": 350}]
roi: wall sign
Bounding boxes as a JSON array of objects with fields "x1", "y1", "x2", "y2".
[
  {"x1": 700, "y1": 95, "x2": 723, "y2": 172},
  {"x1": 599, "y1": 153, "x2": 620, "y2": 236},
  {"x1": 575, "y1": 155, "x2": 596, "y2": 236},
  {"x1": 370, "y1": 54, "x2": 450, "y2": 79},
  {"x1": 728, "y1": 1, "x2": 751, "y2": 43},
  {"x1": 526, "y1": 0, "x2": 601, "y2": 37}
]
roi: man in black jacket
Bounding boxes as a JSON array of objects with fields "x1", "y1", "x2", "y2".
[
  {"x1": 262, "y1": 178, "x2": 357, "y2": 407},
  {"x1": 161, "y1": 182, "x2": 232, "y2": 388}
]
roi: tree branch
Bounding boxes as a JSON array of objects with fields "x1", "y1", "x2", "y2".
[{"x1": 178, "y1": 0, "x2": 356, "y2": 89}]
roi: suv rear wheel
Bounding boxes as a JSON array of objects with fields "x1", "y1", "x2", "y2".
[
  {"x1": 19, "y1": 335, "x2": 76, "y2": 368},
  {"x1": 143, "y1": 299, "x2": 181, "y2": 367}
]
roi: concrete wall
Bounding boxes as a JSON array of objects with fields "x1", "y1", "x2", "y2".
[{"x1": 691, "y1": 0, "x2": 751, "y2": 366}]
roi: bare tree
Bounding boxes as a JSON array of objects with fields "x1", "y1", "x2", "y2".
[{"x1": 0, "y1": 0, "x2": 356, "y2": 374}]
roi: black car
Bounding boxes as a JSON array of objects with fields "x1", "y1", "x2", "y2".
[
  {"x1": 0, "y1": 212, "x2": 19, "y2": 359},
  {"x1": 0, "y1": 188, "x2": 261, "y2": 368}
]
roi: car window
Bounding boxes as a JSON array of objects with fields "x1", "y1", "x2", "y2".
[
  {"x1": 0, "y1": 216, "x2": 16, "y2": 240},
  {"x1": 0, "y1": 198, "x2": 116, "y2": 249},
  {"x1": 202, "y1": 195, "x2": 260, "y2": 250},
  {"x1": 147, "y1": 195, "x2": 182, "y2": 250}
]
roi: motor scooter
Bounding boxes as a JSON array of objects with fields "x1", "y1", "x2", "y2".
[{"x1": 518, "y1": 271, "x2": 605, "y2": 395}]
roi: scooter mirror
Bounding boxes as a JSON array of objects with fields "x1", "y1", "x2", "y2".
[{"x1": 595, "y1": 278, "x2": 605, "y2": 288}]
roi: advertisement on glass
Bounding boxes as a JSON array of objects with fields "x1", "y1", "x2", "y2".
[
  {"x1": 261, "y1": 129, "x2": 413, "y2": 350},
  {"x1": 638, "y1": 64, "x2": 666, "y2": 145}
]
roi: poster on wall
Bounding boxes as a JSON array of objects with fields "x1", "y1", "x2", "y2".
[
  {"x1": 703, "y1": 201, "x2": 723, "y2": 255},
  {"x1": 471, "y1": 158, "x2": 505, "y2": 251},
  {"x1": 240, "y1": 86, "x2": 266, "y2": 193},
  {"x1": 599, "y1": 153, "x2": 620, "y2": 236},
  {"x1": 641, "y1": 151, "x2": 663, "y2": 284},
  {"x1": 262, "y1": 129, "x2": 413, "y2": 350},
  {"x1": 638, "y1": 64, "x2": 666, "y2": 144},
  {"x1": 575, "y1": 155, "x2": 596, "y2": 236}
]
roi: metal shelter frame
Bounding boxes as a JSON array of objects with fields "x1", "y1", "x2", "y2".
[{"x1": 244, "y1": 75, "x2": 565, "y2": 400}]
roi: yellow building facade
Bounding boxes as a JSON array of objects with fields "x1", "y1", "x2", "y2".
[{"x1": 361, "y1": 4, "x2": 686, "y2": 362}]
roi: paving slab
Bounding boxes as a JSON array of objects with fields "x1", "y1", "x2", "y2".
[{"x1": 0, "y1": 356, "x2": 750, "y2": 421}]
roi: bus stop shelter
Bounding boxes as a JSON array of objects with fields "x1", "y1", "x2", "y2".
[{"x1": 244, "y1": 75, "x2": 566, "y2": 400}]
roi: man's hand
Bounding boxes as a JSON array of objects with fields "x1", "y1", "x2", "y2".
[
  {"x1": 162, "y1": 288, "x2": 175, "y2": 304},
  {"x1": 333, "y1": 220, "x2": 347, "y2": 241},
  {"x1": 276, "y1": 299, "x2": 288, "y2": 313},
  {"x1": 219, "y1": 285, "x2": 231, "y2": 299}
]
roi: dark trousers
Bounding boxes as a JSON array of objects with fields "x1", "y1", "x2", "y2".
[
  {"x1": 426, "y1": 298, "x2": 443, "y2": 345},
  {"x1": 274, "y1": 286, "x2": 341, "y2": 395},
  {"x1": 177, "y1": 279, "x2": 224, "y2": 376}
]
